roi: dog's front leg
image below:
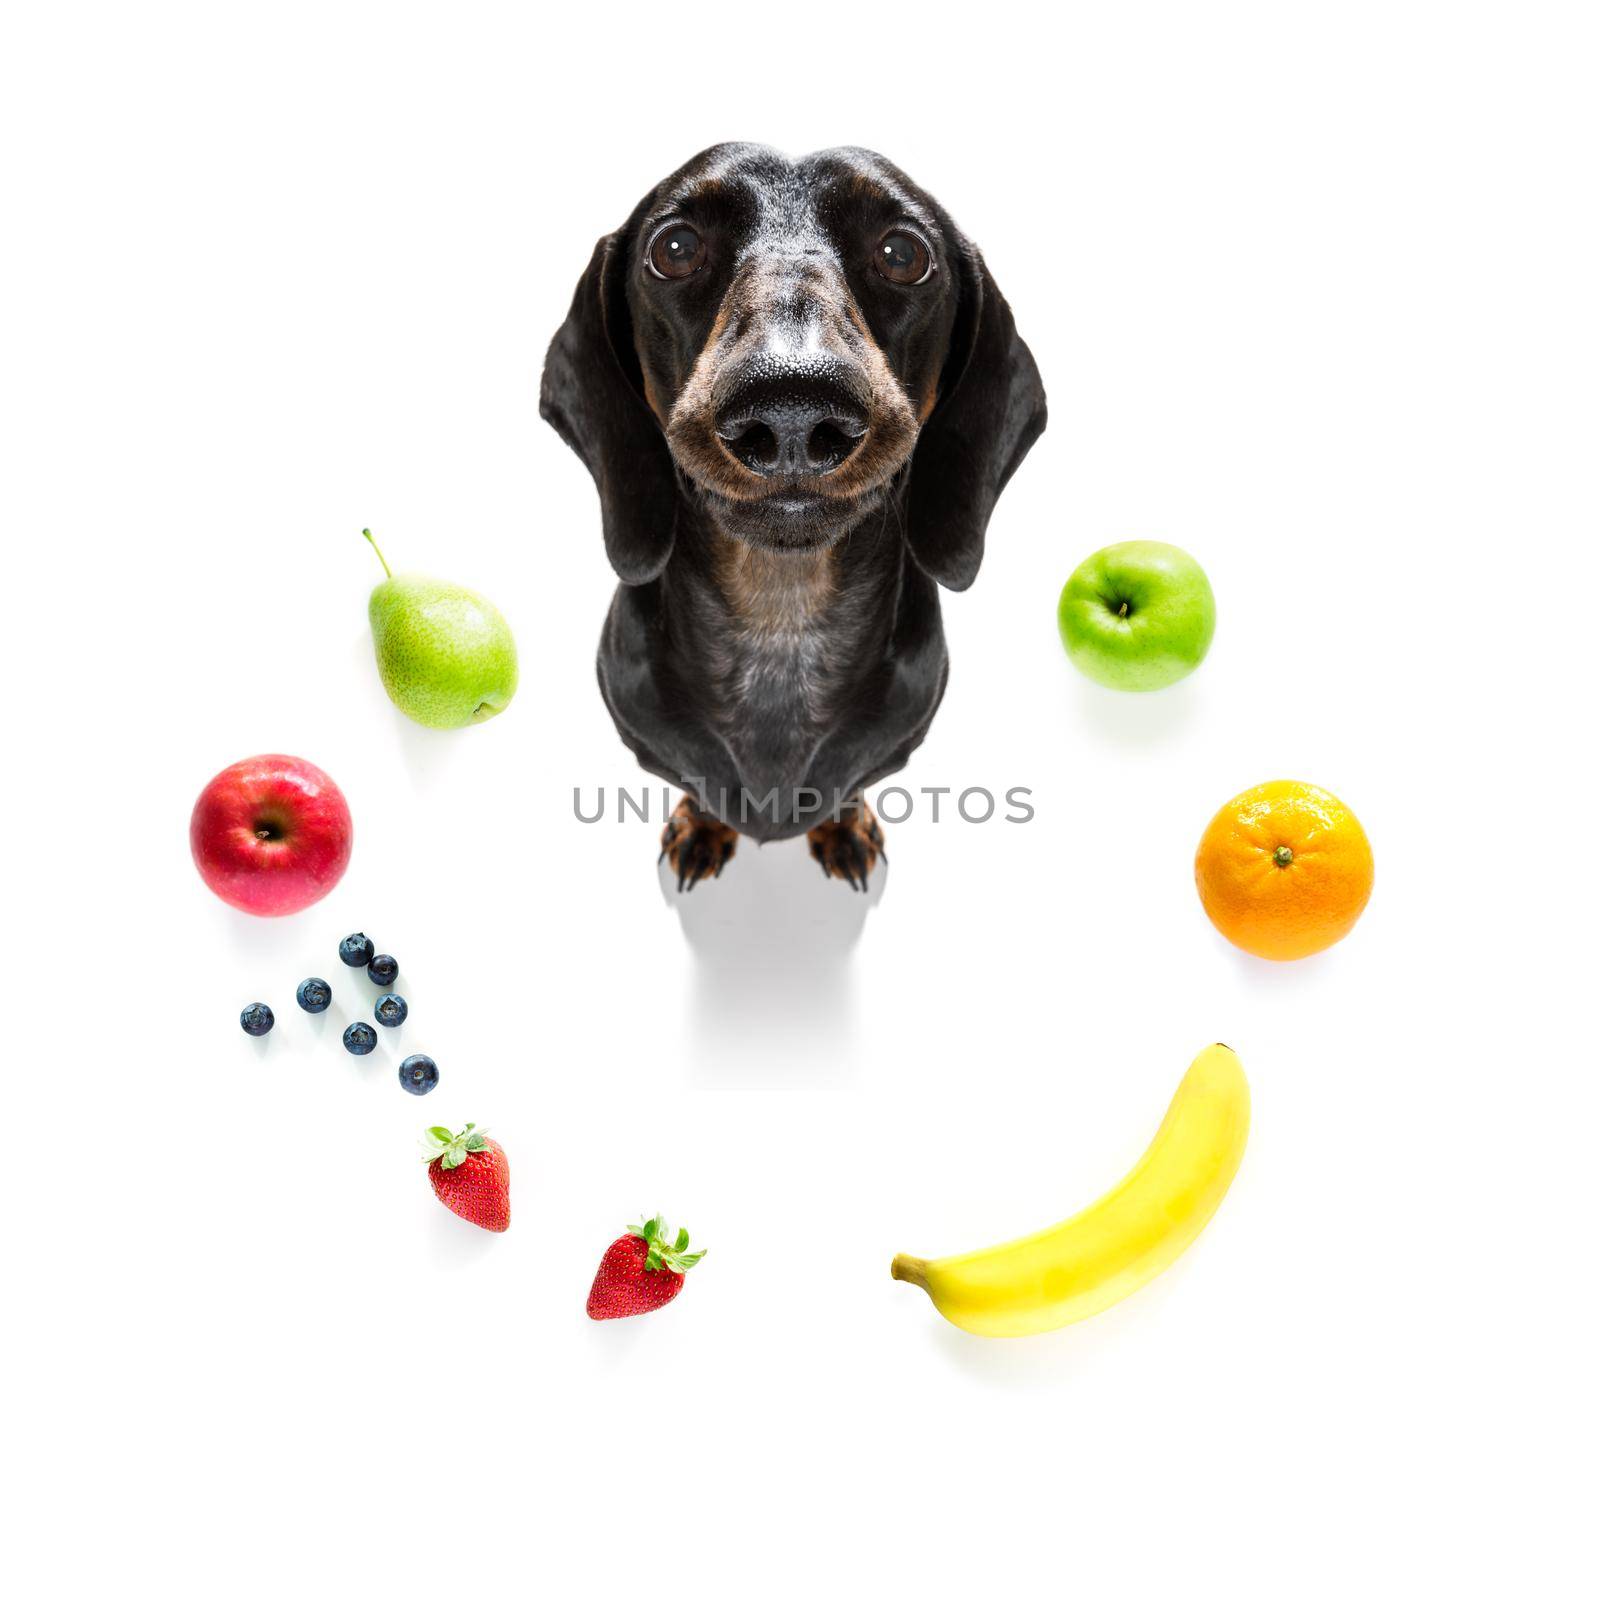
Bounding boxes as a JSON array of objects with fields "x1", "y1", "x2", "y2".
[
  {"x1": 806, "y1": 794, "x2": 885, "y2": 891},
  {"x1": 659, "y1": 795, "x2": 739, "y2": 893}
]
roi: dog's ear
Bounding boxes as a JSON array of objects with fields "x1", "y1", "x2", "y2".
[
  {"x1": 905, "y1": 243, "x2": 1047, "y2": 592},
  {"x1": 541, "y1": 232, "x2": 679, "y2": 585}
]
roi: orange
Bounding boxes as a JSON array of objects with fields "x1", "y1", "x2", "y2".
[{"x1": 1195, "y1": 780, "x2": 1374, "y2": 960}]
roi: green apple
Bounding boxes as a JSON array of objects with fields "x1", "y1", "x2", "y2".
[
  {"x1": 363, "y1": 529, "x2": 518, "y2": 728},
  {"x1": 1056, "y1": 540, "x2": 1216, "y2": 692}
]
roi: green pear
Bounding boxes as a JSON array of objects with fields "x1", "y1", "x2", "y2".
[{"x1": 363, "y1": 529, "x2": 518, "y2": 728}]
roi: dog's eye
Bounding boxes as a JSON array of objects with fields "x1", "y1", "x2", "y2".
[
  {"x1": 873, "y1": 228, "x2": 933, "y2": 286},
  {"x1": 647, "y1": 223, "x2": 707, "y2": 280}
]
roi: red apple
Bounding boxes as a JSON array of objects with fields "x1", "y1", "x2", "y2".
[{"x1": 190, "y1": 754, "x2": 353, "y2": 916}]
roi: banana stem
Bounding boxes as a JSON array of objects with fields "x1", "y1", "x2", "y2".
[{"x1": 890, "y1": 1254, "x2": 929, "y2": 1290}]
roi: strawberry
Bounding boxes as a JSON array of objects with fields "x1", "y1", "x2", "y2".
[
  {"x1": 586, "y1": 1215, "x2": 705, "y2": 1320},
  {"x1": 423, "y1": 1123, "x2": 510, "y2": 1232}
]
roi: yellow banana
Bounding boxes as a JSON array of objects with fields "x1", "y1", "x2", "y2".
[{"x1": 891, "y1": 1044, "x2": 1250, "y2": 1337}]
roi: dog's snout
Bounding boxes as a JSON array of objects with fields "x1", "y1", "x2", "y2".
[{"x1": 715, "y1": 364, "x2": 870, "y2": 479}]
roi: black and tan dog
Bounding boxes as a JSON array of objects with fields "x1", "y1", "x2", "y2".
[{"x1": 542, "y1": 143, "x2": 1045, "y2": 890}]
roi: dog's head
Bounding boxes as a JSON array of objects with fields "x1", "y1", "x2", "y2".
[{"x1": 542, "y1": 143, "x2": 1045, "y2": 589}]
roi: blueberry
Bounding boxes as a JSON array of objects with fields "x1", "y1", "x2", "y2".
[
  {"x1": 240, "y1": 1002, "x2": 274, "y2": 1037},
  {"x1": 374, "y1": 993, "x2": 408, "y2": 1028},
  {"x1": 339, "y1": 933, "x2": 375, "y2": 967},
  {"x1": 367, "y1": 953, "x2": 399, "y2": 986},
  {"x1": 296, "y1": 977, "x2": 333, "y2": 1013},
  {"x1": 398, "y1": 1054, "x2": 439, "y2": 1095},
  {"x1": 343, "y1": 1021, "x2": 378, "y2": 1055}
]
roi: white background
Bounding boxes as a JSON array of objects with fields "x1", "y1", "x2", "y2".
[{"x1": 4, "y1": 3, "x2": 1597, "y2": 1594}]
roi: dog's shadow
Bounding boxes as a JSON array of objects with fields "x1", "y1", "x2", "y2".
[{"x1": 663, "y1": 839, "x2": 884, "y2": 1085}]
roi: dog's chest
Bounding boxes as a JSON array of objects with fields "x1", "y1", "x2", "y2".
[{"x1": 709, "y1": 545, "x2": 858, "y2": 750}]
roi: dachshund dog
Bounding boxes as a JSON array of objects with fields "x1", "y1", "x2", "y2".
[{"x1": 541, "y1": 144, "x2": 1045, "y2": 889}]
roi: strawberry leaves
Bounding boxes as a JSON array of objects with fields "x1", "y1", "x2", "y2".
[
  {"x1": 625, "y1": 1214, "x2": 706, "y2": 1274},
  {"x1": 423, "y1": 1122, "x2": 491, "y2": 1170}
]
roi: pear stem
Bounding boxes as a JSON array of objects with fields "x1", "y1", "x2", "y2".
[{"x1": 362, "y1": 527, "x2": 392, "y2": 580}]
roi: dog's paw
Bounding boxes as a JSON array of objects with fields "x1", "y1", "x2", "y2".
[
  {"x1": 807, "y1": 800, "x2": 885, "y2": 891},
  {"x1": 660, "y1": 797, "x2": 738, "y2": 892}
]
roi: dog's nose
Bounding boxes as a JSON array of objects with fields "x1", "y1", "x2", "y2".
[{"x1": 715, "y1": 368, "x2": 869, "y2": 478}]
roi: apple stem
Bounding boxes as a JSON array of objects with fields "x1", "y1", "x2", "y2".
[
  {"x1": 362, "y1": 528, "x2": 392, "y2": 580},
  {"x1": 1118, "y1": 601, "x2": 1129, "y2": 618}
]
